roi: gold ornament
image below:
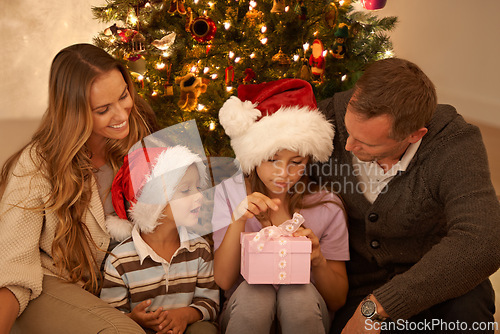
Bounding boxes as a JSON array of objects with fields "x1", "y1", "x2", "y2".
[
  {"x1": 272, "y1": 48, "x2": 291, "y2": 66},
  {"x1": 244, "y1": 10, "x2": 264, "y2": 27}
]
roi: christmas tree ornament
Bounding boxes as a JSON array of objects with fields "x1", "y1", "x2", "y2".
[
  {"x1": 332, "y1": 24, "x2": 348, "y2": 59},
  {"x1": 151, "y1": 32, "x2": 176, "y2": 50},
  {"x1": 296, "y1": 59, "x2": 312, "y2": 81},
  {"x1": 324, "y1": 2, "x2": 337, "y2": 29},
  {"x1": 167, "y1": 0, "x2": 187, "y2": 15},
  {"x1": 272, "y1": 48, "x2": 292, "y2": 66},
  {"x1": 271, "y1": 0, "x2": 286, "y2": 13},
  {"x1": 243, "y1": 68, "x2": 256, "y2": 83},
  {"x1": 309, "y1": 39, "x2": 325, "y2": 83},
  {"x1": 244, "y1": 10, "x2": 264, "y2": 27},
  {"x1": 127, "y1": 56, "x2": 147, "y2": 77},
  {"x1": 294, "y1": 0, "x2": 307, "y2": 20},
  {"x1": 186, "y1": 9, "x2": 217, "y2": 43},
  {"x1": 132, "y1": 33, "x2": 146, "y2": 54},
  {"x1": 361, "y1": 0, "x2": 387, "y2": 10},
  {"x1": 175, "y1": 73, "x2": 208, "y2": 111},
  {"x1": 225, "y1": 66, "x2": 235, "y2": 85}
]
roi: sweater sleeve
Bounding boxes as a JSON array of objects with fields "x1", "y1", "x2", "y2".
[
  {"x1": 0, "y1": 148, "x2": 48, "y2": 316},
  {"x1": 189, "y1": 246, "x2": 219, "y2": 321},
  {"x1": 373, "y1": 120, "x2": 500, "y2": 320},
  {"x1": 99, "y1": 254, "x2": 131, "y2": 313}
]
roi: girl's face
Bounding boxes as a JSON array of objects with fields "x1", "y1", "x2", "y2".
[
  {"x1": 163, "y1": 164, "x2": 204, "y2": 227},
  {"x1": 256, "y1": 149, "x2": 309, "y2": 198},
  {"x1": 89, "y1": 69, "x2": 133, "y2": 143}
]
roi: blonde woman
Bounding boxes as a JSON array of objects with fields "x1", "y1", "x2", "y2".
[{"x1": 0, "y1": 43, "x2": 157, "y2": 333}]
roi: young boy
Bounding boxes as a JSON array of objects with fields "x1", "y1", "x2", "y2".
[{"x1": 100, "y1": 146, "x2": 219, "y2": 334}]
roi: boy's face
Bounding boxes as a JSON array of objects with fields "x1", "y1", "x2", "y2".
[{"x1": 163, "y1": 164, "x2": 203, "y2": 227}]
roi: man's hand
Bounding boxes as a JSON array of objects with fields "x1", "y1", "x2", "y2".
[{"x1": 342, "y1": 295, "x2": 388, "y2": 334}]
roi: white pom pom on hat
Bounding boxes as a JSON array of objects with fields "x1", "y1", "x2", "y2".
[{"x1": 218, "y1": 78, "x2": 334, "y2": 174}]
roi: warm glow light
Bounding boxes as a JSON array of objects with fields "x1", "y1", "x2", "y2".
[
  {"x1": 249, "y1": 0, "x2": 257, "y2": 7},
  {"x1": 323, "y1": 50, "x2": 327, "y2": 57},
  {"x1": 204, "y1": 67, "x2": 210, "y2": 74},
  {"x1": 229, "y1": 51, "x2": 235, "y2": 58},
  {"x1": 156, "y1": 63, "x2": 166, "y2": 70},
  {"x1": 190, "y1": 66, "x2": 197, "y2": 73},
  {"x1": 235, "y1": 57, "x2": 241, "y2": 63},
  {"x1": 293, "y1": 55, "x2": 300, "y2": 62},
  {"x1": 313, "y1": 31, "x2": 319, "y2": 36},
  {"x1": 261, "y1": 26, "x2": 267, "y2": 33},
  {"x1": 145, "y1": 2, "x2": 151, "y2": 7},
  {"x1": 194, "y1": 0, "x2": 199, "y2": 3},
  {"x1": 303, "y1": 42, "x2": 310, "y2": 51},
  {"x1": 250, "y1": 53, "x2": 256, "y2": 59},
  {"x1": 197, "y1": 104, "x2": 205, "y2": 111},
  {"x1": 226, "y1": 86, "x2": 233, "y2": 92},
  {"x1": 208, "y1": 2, "x2": 214, "y2": 7},
  {"x1": 152, "y1": 91, "x2": 158, "y2": 96},
  {"x1": 341, "y1": 74, "x2": 347, "y2": 81},
  {"x1": 211, "y1": 73, "x2": 218, "y2": 79},
  {"x1": 285, "y1": 6, "x2": 289, "y2": 12},
  {"x1": 209, "y1": 122, "x2": 216, "y2": 131},
  {"x1": 260, "y1": 37, "x2": 268, "y2": 44},
  {"x1": 339, "y1": 0, "x2": 345, "y2": 6},
  {"x1": 224, "y1": 22, "x2": 231, "y2": 30},
  {"x1": 162, "y1": 51, "x2": 171, "y2": 57},
  {"x1": 138, "y1": 75, "x2": 144, "y2": 81},
  {"x1": 385, "y1": 50, "x2": 394, "y2": 57}
]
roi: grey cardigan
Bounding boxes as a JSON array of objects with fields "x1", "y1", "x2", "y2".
[{"x1": 317, "y1": 90, "x2": 500, "y2": 320}]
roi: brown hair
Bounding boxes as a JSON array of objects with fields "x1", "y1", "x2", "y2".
[
  {"x1": 349, "y1": 58, "x2": 437, "y2": 140},
  {"x1": 247, "y1": 163, "x2": 344, "y2": 226},
  {"x1": 0, "y1": 44, "x2": 156, "y2": 294}
]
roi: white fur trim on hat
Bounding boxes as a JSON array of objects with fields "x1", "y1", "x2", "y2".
[
  {"x1": 228, "y1": 106, "x2": 334, "y2": 174},
  {"x1": 129, "y1": 146, "x2": 207, "y2": 234},
  {"x1": 219, "y1": 96, "x2": 261, "y2": 137},
  {"x1": 105, "y1": 215, "x2": 134, "y2": 242}
]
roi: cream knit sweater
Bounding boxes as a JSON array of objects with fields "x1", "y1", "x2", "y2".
[{"x1": 0, "y1": 145, "x2": 110, "y2": 316}]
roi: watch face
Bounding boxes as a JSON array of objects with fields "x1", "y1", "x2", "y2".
[{"x1": 361, "y1": 299, "x2": 376, "y2": 317}]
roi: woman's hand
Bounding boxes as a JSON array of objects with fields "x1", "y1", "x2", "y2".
[{"x1": 232, "y1": 192, "x2": 280, "y2": 224}]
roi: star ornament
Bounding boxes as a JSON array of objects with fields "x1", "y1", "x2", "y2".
[{"x1": 151, "y1": 32, "x2": 177, "y2": 50}]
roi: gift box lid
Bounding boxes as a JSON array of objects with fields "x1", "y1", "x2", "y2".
[{"x1": 241, "y1": 232, "x2": 312, "y2": 253}]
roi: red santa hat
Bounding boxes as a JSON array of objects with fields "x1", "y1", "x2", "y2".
[
  {"x1": 106, "y1": 146, "x2": 207, "y2": 241},
  {"x1": 218, "y1": 78, "x2": 334, "y2": 174}
]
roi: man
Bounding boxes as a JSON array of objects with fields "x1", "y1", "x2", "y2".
[{"x1": 315, "y1": 58, "x2": 500, "y2": 333}]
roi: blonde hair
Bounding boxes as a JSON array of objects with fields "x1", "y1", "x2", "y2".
[{"x1": 0, "y1": 44, "x2": 155, "y2": 294}]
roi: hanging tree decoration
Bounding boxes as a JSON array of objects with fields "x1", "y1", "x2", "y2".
[
  {"x1": 167, "y1": 0, "x2": 187, "y2": 15},
  {"x1": 309, "y1": 39, "x2": 325, "y2": 83},
  {"x1": 361, "y1": 0, "x2": 387, "y2": 10},
  {"x1": 324, "y1": 2, "x2": 338, "y2": 29},
  {"x1": 185, "y1": 8, "x2": 217, "y2": 43},
  {"x1": 151, "y1": 32, "x2": 177, "y2": 51},
  {"x1": 294, "y1": 0, "x2": 307, "y2": 20},
  {"x1": 271, "y1": 0, "x2": 286, "y2": 14},
  {"x1": 332, "y1": 24, "x2": 349, "y2": 59}
]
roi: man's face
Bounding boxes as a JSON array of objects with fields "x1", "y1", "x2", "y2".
[{"x1": 344, "y1": 106, "x2": 410, "y2": 166}]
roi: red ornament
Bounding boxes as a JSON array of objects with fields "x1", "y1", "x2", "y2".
[
  {"x1": 361, "y1": 0, "x2": 387, "y2": 10},
  {"x1": 186, "y1": 9, "x2": 217, "y2": 43}
]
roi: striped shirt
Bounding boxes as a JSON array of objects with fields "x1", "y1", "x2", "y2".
[{"x1": 100, "y1": 226, "x2": 219, "y2": 321}]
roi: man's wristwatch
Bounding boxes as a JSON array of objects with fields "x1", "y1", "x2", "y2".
[{"x1": 360, "y1": 295, "x2": 387, "y2": 322}]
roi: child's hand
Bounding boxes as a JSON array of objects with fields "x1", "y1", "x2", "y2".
[
  {"x1": 128, "y1": 300, "x2": 167, "y2": 329},
  {"x1": 293, "y1": 227, "x2": 326, "y2": 267},
  {"x1": 155, "y1": 307, "x2": 199, "y2": 334},
  {"x1": 232, "y1": 192, "x2": 280, "y2": 223}
]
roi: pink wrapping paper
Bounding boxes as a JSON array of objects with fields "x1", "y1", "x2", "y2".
[{"x1": 240, "y1": 213, "x2": 312, "y2": 284}]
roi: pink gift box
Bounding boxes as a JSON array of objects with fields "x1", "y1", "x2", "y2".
[{"x1": 240, "y1": 232, "x2": 312, "y2": 284}]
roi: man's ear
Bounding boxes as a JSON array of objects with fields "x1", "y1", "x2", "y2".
[{"x1": 408, "y1": 127, "x2": 428, "y2": 144}]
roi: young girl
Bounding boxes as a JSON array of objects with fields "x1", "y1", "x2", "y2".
[
  {"x1": 0, "y1": 43, "x2": 156, "y2": 333},
  {"x1": 213, "y1": 79, "x2": 349, "y2": 334},
  {"x1": 101, "y1": 145, "x2": 219, "y2": 334}
]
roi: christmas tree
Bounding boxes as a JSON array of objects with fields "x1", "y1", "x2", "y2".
[{"x1": 92, "y1": 0, "x2": 396, "y2": 157}]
